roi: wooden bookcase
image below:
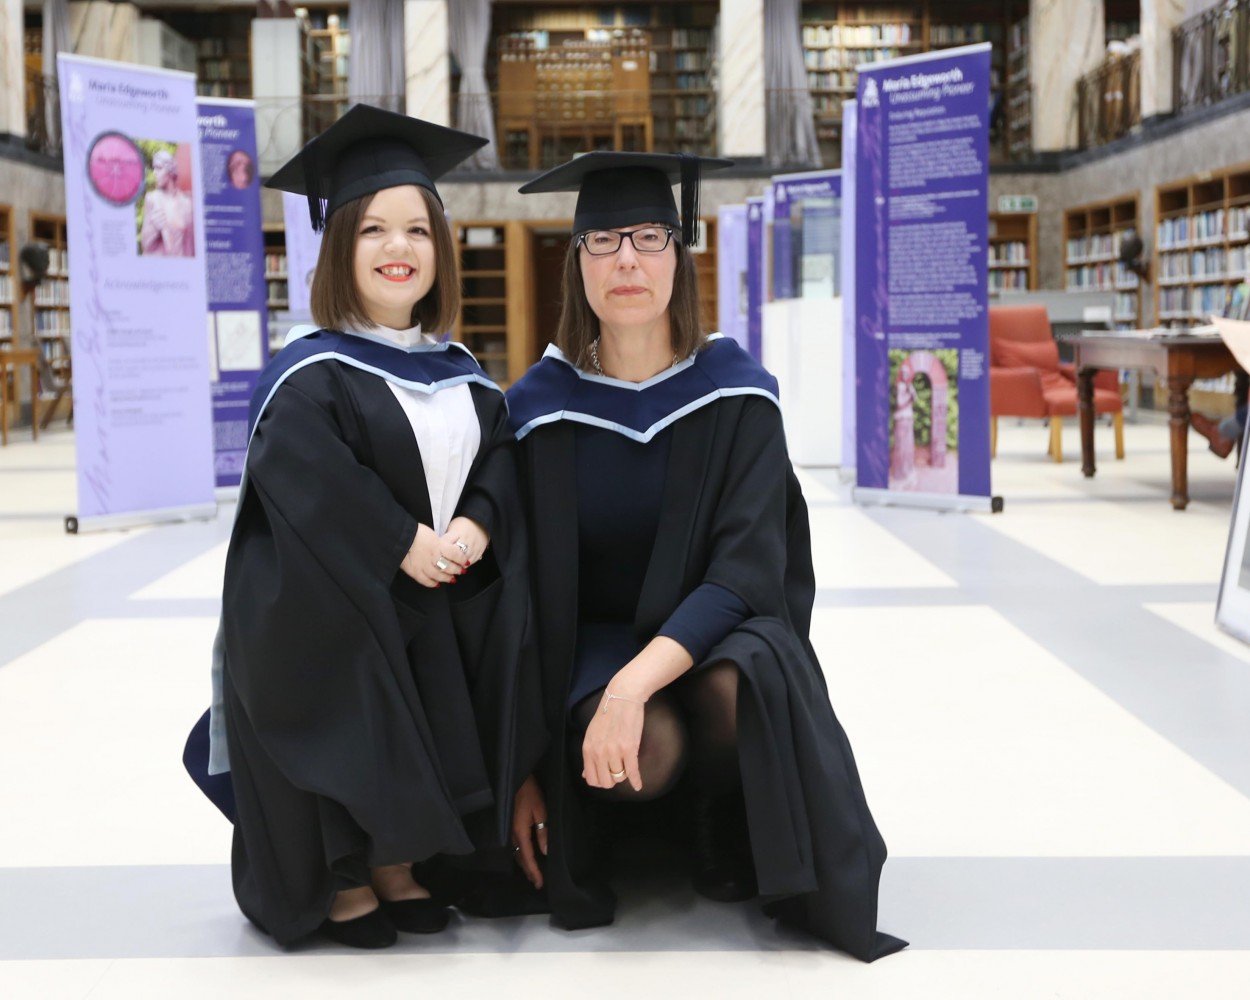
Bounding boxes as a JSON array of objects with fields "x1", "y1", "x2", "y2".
[
  {"x1": 0, "y1": 205, "x2": 15, "y2": 346},
  {"x1": 693, "y1": 217, "x2": 719, "y2": 333},
  {"x1": 987, "y1": 211, "x2": 1036, "y2": 295},
  {"x1": 802, "y1": 1, "x2": 1025, "y2": 167},
  {"x1": 157, "y1": 11, "x2": 254, "y2": 98},
  {"x1": 1155, "y1": 163, "x2": 1250, "y2": 331},
  {"x1": 456, "y1": 222, "x2": 512, "y2": 386},
  {"x1": 263, "y1": 227, "x2": 289, "y2": 355},
  {"x1": 1063, "y1": 197, "x2": 1142, "y2": 330},
  {"x1": 490, "y1": 3, "x2": 718, "y2": 168},
  {"x1": 308, "y1": 8, "x2": 350, "y2": 127},
  {"x1": 29, "y1": 213, "x2": 71, "y2": 367}
]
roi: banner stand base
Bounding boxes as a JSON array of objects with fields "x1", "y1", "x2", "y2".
[
  {"x1": 853, "y1": 488, "x2": 1004, "y2": 514},
  {"x1": 65, "y1": 502, "x2": 219, "y2": 535},
  {"x1": 215, "y1": 485, "x2": 241, "y2": 504}
]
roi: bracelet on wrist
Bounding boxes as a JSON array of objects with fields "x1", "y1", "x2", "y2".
[{"x1": 600, "y1": 690, "x2": 647, "y2": 714}]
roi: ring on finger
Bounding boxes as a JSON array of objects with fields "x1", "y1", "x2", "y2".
[
  {"x1": 609, "y1": 766, "x2": 627, "y2": 782},
  {"x1": 533, "y1": 821, "x2": 547, "y2": 831},
  {"x1": 455, "y1": 540, "x2": 469, "y2": 556},
  {"x1": 435, "y1": 557, "x2": 450, "y2": 572}
]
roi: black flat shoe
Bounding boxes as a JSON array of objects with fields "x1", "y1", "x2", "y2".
[
  {"x1": 318, "y1": 907, "x2": 398, "y2": 949},
  {"x1": 379, "y1": 896, "x2": 451, "y2": 934},
  {"x1": 692, "y1": 790, "x2": 758, "y2": 903}
]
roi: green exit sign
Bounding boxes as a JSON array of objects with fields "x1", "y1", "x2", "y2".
[{"x1": 998, "y1": 195, "x2": 1038, "y2": 214}]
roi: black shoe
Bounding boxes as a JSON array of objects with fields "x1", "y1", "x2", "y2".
[
  {"x1": 318, "y1": 907, "x2": 398, "y2": 949},
  {"x1": 691, "y1": 790, "x2": 758, "y2": 903},
  {"x1": 379, "y1": 896, "x2": 452, "y2": 934}
]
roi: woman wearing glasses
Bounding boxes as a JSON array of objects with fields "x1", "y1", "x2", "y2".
[{"x1": 503, "y1": 153, "x2": 905, "y2": 961}]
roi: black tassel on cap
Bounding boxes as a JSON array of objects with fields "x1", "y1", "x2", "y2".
[
  {"x1": 304, "y1": 155, "x2": 327, "y2": 233},
  {"x1": 680, "y1": 153, "x2": 700, "y2": 247}
]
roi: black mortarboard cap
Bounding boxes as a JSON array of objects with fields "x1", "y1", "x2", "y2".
[
  {"x1": 517, "y1": 151, "x2": 733, "y2": 248},
  {"x1": 265, "y1": 104, "x2": 488, "y2": 231}
]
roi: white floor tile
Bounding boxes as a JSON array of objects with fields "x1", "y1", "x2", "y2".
[
  {"x1": 0, "y1": 619, "x2": 230, "y2": 867},
  {"x1": 131, "y1": 543, "x2": 228, "y2": 601},
  {"x1": 809, "y1": 506, "x2": 956, "y2": 590},
  {"x1": 1145, "y1": 601, "x2": 1250, "y2": 666},
  {"x1": 814, "y1": 604, "x2": 1250, "y2": 856}
]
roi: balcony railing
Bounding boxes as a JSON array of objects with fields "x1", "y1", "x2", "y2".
[
  {"x1": 1077, "y1": 50, "x2": 1141, "y2": 149},
  {"x1": 1174, "y1": 0, "x2": 1250, "y2": 115}
]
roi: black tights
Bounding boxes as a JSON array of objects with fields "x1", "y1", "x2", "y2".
[{"x1": 570, "y1": 661, "x2": 741, "y2": 802}]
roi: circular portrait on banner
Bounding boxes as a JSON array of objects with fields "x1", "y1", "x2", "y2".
[
  {"x1": 86, "y1": 131, "x2": 145, "y2": 206},
  {"x1": 227, "y1": 149, "x2": 255, "y2": 190}
]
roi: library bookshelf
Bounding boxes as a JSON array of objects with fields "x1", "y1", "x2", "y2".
[
  {"x1": 0, "y1": 205, "x2": 15, "y2": 347},
  {"x1": 1155, "y1": 164, "x2": 1250, "y2": 331},
  {"x1": 1063, "y1": 197, "x2": 1142, "y2": 330},
  {"x1": 987, "y1": 211, "x2": 1036, "y2": 295},
  {"x1": 802, "y1": 1, "x2": 1024, "y2": 167}
]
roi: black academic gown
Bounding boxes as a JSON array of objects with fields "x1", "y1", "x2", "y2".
[
  {"x1": 220, "y1": 359, "x2": 545, "y2": 945},
  {"x1": 517, "y1": 392, "x2": 905, "y2": 962}
]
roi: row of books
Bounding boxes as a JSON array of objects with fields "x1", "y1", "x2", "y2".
[
  {"x1": 1066, "y1": 263, "x2": 1119, "y2": 290},
  {"x1": 669, "y1": 29, "x2": 713, "y2": 49},
  {"x1": 34, "y1": 309, "x2": 69, "y2": 334},
  {"x1": 0, "y1": 273, "x2": 10, "y2": 303},
  {"x1": 42, "y1": 247, "x2": 68, "y2": 274},
  {"x1": 989, "y1": 270, "x2": 1029, "y2": 292},
  {"x1": 1065, "y1": 233, "x2": 1117, "y2": 261},
  {"x1": 930, "y1": 24, "x2": 1001, "y2": 46},
  {"x1": 264, "y1": 253, "x2": 287, "y2": 276},
  {"x1": 1115, "y1": 292, "x2": 1138, "y2": 319},
  {"x1": 32, "y1": 279, "x2": 69, "y2": 306},
  {"x1": 990, "y1": 241, "x2": 1029, "y2": 265},
  {"x1": 1158, "y1": 245, "x2": 1250, "y2": 280},
  {"x1": 0, "y1": 241, "x2": 9, "y2": 269},
  {"x1": 0, "y1": 311, "x2": 11, "y2": 335},
  {"x1": 199, "y1": 59, "x2": 246, "y2": 81},
  {"x1": 802, "y1": 24, "x2": 914, "y2": 47},
  {"x1": 267, "y1": 281, "x2": 289, "y2": 305}
]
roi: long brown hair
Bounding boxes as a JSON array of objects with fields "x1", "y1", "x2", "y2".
[
  {"x1": 310, "y1": 186, "x2": 459, "y2": 335},
  {"x1": 555, "y1": 233, "x2": 704, "y2": 370}
]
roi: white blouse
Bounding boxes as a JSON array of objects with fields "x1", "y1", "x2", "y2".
[{"x1": 367, "y1": 323, "x2": 481, "y2": 535}]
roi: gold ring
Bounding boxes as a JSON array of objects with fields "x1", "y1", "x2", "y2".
[{"x1": 609, "y1": 767, "x2": 627, "y2": 781}]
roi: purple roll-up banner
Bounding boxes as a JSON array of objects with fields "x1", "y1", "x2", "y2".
[
  {"x1": 198, "y1": 98, "x2": 267, "y2": 490},
  {"x1": 841, "y1": 99, "x2": 858, "y2": 470},
  {"x1": 853, "y1": 43, "x2": 998, "y2": 512},
  {"x1": 717, "y1": 205, "x2": 748, "y2": 351},
  {"x1": 58, "y1": 54, "x2": 215, "y2": 532},
  {"x1": 745, "y1": 196, "x2": 765, "y2": 362},
  {"x1": 282, "y1": 191, "x2": 323, "y2": 319},
  {"x1": 770, "y1": 171, "x2": 841, "y2": 300}
]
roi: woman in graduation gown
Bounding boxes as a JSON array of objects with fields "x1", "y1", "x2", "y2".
[
  {"x1": 195, "y1": 106, "x2": 544, "y2": 949},
  {"x1": 504, "y1": 152, "x2": 905, "y2": 962}
]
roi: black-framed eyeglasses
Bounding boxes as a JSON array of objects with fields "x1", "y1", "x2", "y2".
[{"x1": 577, "y1": 226, "x2": 675, "y2": 256}]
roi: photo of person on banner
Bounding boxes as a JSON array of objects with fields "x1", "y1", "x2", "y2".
[
  {"x1": 888, "y1": 349, "x2": 959, "y2": 493},
  {"x1": 137, "y1": 141, "x2": 195, "y2": 257},
  {"x1": 227, "y1": 149, "x2": 255, "y2": 190}
]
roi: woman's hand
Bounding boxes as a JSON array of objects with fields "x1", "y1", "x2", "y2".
[
  {"x1": 582, "y1": 690, "x2": 646, "y2": 793},
  {"x1": 400, "y1": 523, "x2": 466, "y2": 588},
  {"x1": 442, "y1": 516, "x2": 489, "y2": 567},
  {"x1": 511, "y1": 774, "x2": 548, "y2": 889}
]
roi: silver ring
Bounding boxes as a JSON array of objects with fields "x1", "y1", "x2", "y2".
[
  {"x1": 513, "y1": 844, "x2": 520, "y2": 853},
  {"x1": 455, "y1": 540, "x2": 469, "y2": 556},
  {"x1": 534, "y1": 821, "x2": 546, "y2": 831},
  {"x1": 435, "y1": 558, "x2": 450, "y2": 572}
]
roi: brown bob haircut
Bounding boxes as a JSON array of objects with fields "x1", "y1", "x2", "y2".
[
  {"x1": 310, "y1": 185, "x2": 459, "y2": 335},
  {"x1": 556, "y1": 230, "x2": 705, "y2": 371}
]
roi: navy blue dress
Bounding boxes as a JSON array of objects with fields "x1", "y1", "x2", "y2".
[{"x1": 568, "y1": 423, "x2": 748, "y2": 708}]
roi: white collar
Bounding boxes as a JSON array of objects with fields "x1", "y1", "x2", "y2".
[{"x1": 365, "y1": 322, "x2": 433, "y2": 348}]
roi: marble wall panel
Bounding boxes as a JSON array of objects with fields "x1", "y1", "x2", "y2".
[
  {"x1": 68, "y1": 2, "x2": 138, "y2": 63},
  {"x1": 405, "y1": 0, "x2": 449, "y2": 126},
  {"x1": 0, "y1": 0, "x2": 24, "y2": 137},
  {"x1": 719, "y1": 0, "x2": 765, "y2": 158},
  {"x1": 1142, "y1": 0, "x2": 1187, "y2": 118},
  {"x1": 1030, "y1": 0, "x2": 1104, "y2": 151}
]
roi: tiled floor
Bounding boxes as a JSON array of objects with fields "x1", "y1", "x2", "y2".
[{"x1": 3, "y1": 417, "x2": 1250, "y2": 998}]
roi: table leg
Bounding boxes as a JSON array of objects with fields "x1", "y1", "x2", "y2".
[
  {"x1": 1167, "y1": 376, "x2": 1194, "y2": 510},
  {"x1": 1078, "y1": 366, "x2": 1096, "y2": 477}
]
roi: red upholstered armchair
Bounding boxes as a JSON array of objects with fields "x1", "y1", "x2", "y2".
[{"x1": 989, "y1": 305, "x2": 1124, "y2": 463}]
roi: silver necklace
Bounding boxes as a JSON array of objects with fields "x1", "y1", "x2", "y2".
[{"x1": 590, "y1": 337, "x2": 679, "y2": 378}]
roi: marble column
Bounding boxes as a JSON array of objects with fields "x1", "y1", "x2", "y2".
[
  {"x1": 0, "y1": 0, "x2": 24, "y2": 138},
  {"x1": 1141, "y1": 0, "x2": 1187, "y2": 119},
  {"x1": 252, "y1": 19, "x2": 305, "y2": 176},
  {"x1": 405, "y1": 0, "x2": 450, "y2": 126},
  {"x1": 1029, "y1": 0, "x2": 1104, "y2": 151},
  {"x1": 719, "y1": 0, "x2": 765, "y2": 158},
  {"x1": 67, "y1": 1, "x2": 139, "y2": 62}
]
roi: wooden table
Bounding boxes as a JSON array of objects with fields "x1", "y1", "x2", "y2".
[
  {"x1": 0, "y1": 348, "x2": 41, "y2": 446},
  {"x1": 1063, "y1": 330, "x2": 1246, "y2": 510}
]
